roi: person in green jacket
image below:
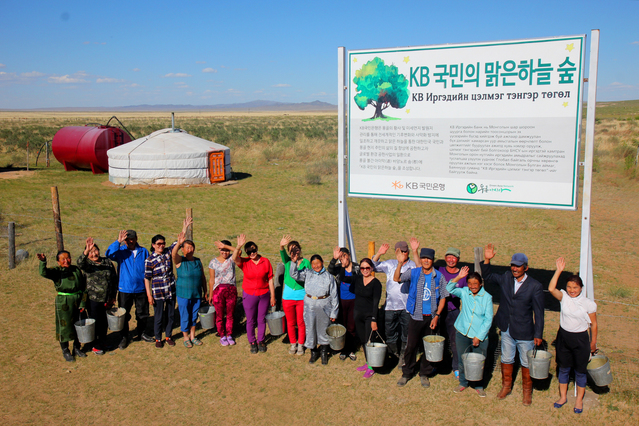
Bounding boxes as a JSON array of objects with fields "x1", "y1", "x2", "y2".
[
  {"x1": 280, "y1": 235, "x2": 311, "y2": 355},
  {"x1": 37, "y1": 250, "x2": 87, "y2": 362}
]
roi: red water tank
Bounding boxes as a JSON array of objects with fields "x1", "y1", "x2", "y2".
[{"x1": 52, "y1": 126, "x2": 132, "y2": 174}]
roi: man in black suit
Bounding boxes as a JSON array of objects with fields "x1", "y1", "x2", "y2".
[{"x1": 481, "y1": 244, "x2": 544, "y2": 406}]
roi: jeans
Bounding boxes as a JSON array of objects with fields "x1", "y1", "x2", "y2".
[
  {"x1": 177, "y1": 297, "x2": 200, "y2": 332},
  {"x1": 153, "y1": 298, "x2": 175, "y2": 340},
  {"x1": 384, "y1": 309, "x2": 410, "y2": 345},
  {"x1": 118, "y1": 291, "x2": 151, "y2": 338},
  {"x1": 445, "y1": 309, "x2": 461, "y2": 370},
  {"x1": 500, "y1": 328, "x2": 534, "y2": 367}
]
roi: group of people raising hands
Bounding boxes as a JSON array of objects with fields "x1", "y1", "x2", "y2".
[{"x1": 37, "y1": 229, "x2": 599, "y2": 412}]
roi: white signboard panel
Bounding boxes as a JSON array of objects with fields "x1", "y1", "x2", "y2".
[{"x1": 348, "y1": 35, "x2": 585, "y2": 210}]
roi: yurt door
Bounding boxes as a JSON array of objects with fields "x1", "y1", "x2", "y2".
[{"x1": 208, "y1": 151, "x2": 226, "y2": 183}]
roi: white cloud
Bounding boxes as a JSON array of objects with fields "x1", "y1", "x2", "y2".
[
  {"x1": 202, "y1": 67, "x2": 217, "y2": 73},
  {"x1": 272, "y1": 83, "x2": 291, "y2": 87},
  {"x1": 164, "y1": 73, "x2": 191, "y2": 78},
  {"x1": 48, "y1": 75, "x2": 88, "y2": 84},
  {"x1": 96, "y1": 77, "x2": 125, "y2": 83},
  {"x1": 123, "y1": 83, "x2": 140, "y2": 88},
  {"x1": 186, "y1": 91, "x2": 193, "y2": 96},
  {"x1": 21, "y1": 71, "x2": 45, "y2": 78},
  {"x1": 83, "y1": 41, "x2": 90, "y2": 45},
  {"x1": 74, "y1": 71, "x2": 89, "y2": 77},
  {"x1": 133, "y1": 68, "x2": 140, "y2": 72},
  {"x1": 226, "y1": 88, "x2": 242, "y2": 94},
  {"x1": 234, "y1": 68, "x2": 246, "y2": 71},
  {"x1": 632, "y1": 41, "x2": 639, "y2": 45},
  {"x1": 220, "y1": 65, "x2": 228, "y2": 68},
  {"x1": 196, "y1": 61, "x2": 206, "y2": 64},
  {"x1": 0, "y1": 63, "x2": 6, "y2": 68},
  {"x1": 606, "y1": 82, "x2": 636, "y2": 90}
]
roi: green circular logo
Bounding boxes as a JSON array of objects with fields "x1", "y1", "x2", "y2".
[{"x1": 466, "y1": 183, "x2": 478, "y2": 194}]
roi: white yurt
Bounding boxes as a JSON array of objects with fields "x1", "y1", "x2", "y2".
[{"x1": 107, "y1": 128, "x2": 231, "y2": 185}]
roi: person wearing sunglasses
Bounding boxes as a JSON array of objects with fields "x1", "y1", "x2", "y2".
[
  {"x1": 328, "y1": 247, "x2": 360, "y2": 361},
  {"x1": 339, "y1": 257, "x2": 382, "y2": 378},
  {"x1": 233, "y1": 234, "x2": 275, "y2": 354}
]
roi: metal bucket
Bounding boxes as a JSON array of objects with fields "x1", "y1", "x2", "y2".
[
  {"x1": 265, "y1": 311, "x2": 286, "y2": 336},
  {"x1": 366, "y1": 342, "x2": 387, "y2": 368},
  {"x1": 106, "y1": 307, "x2": 126, "y2": 331},
  {"x1": 423, "y1": 335, "x2": 445, "y2": 362},
  {"x1": 462, "y1": 346, "x2": 486, "y2": 381},
  {"x1": 198, "y1": 305, "x2": 216, "y2": 330},
  {"x1": 526, "y1": 348, "x2": 553, "y2": 379},
  {"x1": 587, "y1": 353, "x2": 613, "y2": 387},
  {"x1": 326, "y1": 324, "x2": 346, "y2": 351},
  {"x1": 74, "y1": 318, "x2": 95, "y2": 344}
]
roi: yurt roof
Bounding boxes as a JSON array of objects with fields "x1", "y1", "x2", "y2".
[{"x1": 107, "y1": 128, "x2": 230, "y2": 160}]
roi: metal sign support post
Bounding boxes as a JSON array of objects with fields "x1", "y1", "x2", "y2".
[
  {"x1": 579, "y1": 29, "x2": 599, "y2": 301},
  {"x1": 338, "y1": 47, "x2": 356, "y2": 260}
]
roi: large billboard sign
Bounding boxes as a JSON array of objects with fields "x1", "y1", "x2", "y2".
[{"x1": 347, "y1": 35, "x2": 586, "y2": 210}]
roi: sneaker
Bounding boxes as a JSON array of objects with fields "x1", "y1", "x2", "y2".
[
  {"x1": 348, "y1": 352, "x2": 357, "y2": 361},
  {"x1": 476, "y1": 388, "x2": 487, "y2": 398},
  {"x1": 453, "y1": 385, "x2": 467, "y2": 393},
  {"x1": 339, "y1": 353, "x2": 347, "y2": 361},
  {"x1": 258, "y1": 341, "x2": 267, "y2": 353},
  {"x1": 62, "y1": 349, "x2": 75, "y2": 362},
  {"x1": 74, "y1": 347, "x2": 87, "y2": 358},
  {"x1": 92, "y1": 347, "x2": 105, "y2": 355},
  {"x1": 397, "y1": 376, "x2": 410, "y2": 387},
  {"x1": 420, "y1": 376, "x2": 431, "y2": 388},
  {"x1": 220, "y1": 336, "x2": 229, "y2": 347},
  {"x1": 141, "y1": 333, "x2": 155, "y2": 343},
  {"x1": 118, "y1": 336, "x2": 128, "y2": 350},
  {"x1": 363, "y1": 369, "x2": 376, "y2": 379},
  {"x1": 155, "y1": 340, "x2": 164, "y2": 348},
  {"x1": 289, "y1": 343, "x2": 297, "y2": 354},
  {"x1": 165, "y1": 338, "x2": 176, "y2": 347},
  {"x1": 296, "y1": 345, "x2": 305, "y2": 355},
  {"x1": 250, "y1": 343, "x2": 258, "y2": 354},
  {"x1": 356, "y1": 364, "x2": 369, "y2": 372},
  {"x1": 227, "y1": 336, "x2": 236, "y2": 346}
]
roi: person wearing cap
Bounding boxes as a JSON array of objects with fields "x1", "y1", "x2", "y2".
[
  {"x1": 371, "y1": 241, "x2": 416, "y2": 361},
  {"x1": 481, "y1": 243, "x2": 544, "y2": 406},
  {"x1": 328, "y1": 246, "x2": 360, "y2": 361},
  {"x1": 394, "y1": 238, "x2": 449, "y2": 388},
  {"x1": 106, "y1": 229, "x2": 152, "y2": 349},
  {"x1": 437, "y1": 247, "x2": 467, "y2": 379}
]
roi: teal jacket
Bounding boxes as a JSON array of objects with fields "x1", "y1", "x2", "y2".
[{"x1": 446, "y1": 280, "x2": 493, "y2": 341}]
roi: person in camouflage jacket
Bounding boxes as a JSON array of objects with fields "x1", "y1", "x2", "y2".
[{"x1": 77, "y1": 237, "x2": 118, "y2": 354}]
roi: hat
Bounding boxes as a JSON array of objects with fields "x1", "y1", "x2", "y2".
[
  {"x1": 510, "y1": 253, "x2": 528, "y2": 266},
  {"x1": 445, "y1": 247, "x2": 461, "y2": 258},
  {"x1": 125, "y1": 230, "x2": 137, "y2": 239},
  {"x1": 419, "y1": 248, "x2": 435, "y2": 259},
  {"x1": 394, "y1": 241, "x2": 409, "y2": 251}
]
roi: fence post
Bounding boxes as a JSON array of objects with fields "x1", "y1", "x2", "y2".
[
  {"x1": 185, "y1": 208, "x2": 193, "y2": 241},
  {"x1": 474, "y1": 247, "x2": 483, "y2": 276},
  {"x1": 8, "y1": 222, "x2": 15, "y2": 269},
  {"x1": 367, "y1": 241, "x2": 375, "y2": 276},
  {"x1": 51, "y1": 186, "x2": 64, "y2": 251}
]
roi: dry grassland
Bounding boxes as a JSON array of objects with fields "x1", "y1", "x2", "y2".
[{"x1": 0, "y1": 109, "x2": 638, "y2": 425}]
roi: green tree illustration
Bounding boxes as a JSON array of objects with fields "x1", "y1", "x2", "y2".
[{"x1": 353, "y1": 57, "x2": 409, "y2": 119}]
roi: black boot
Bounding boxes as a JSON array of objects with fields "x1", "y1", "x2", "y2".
[
  {"x1": 388, "y1": 342, "x2": 399, "y2": 357},
  {"x1": 60, "y1": 342, "x2": 74, "y2": 362},
  {"x1": 309, "y1": 347, "x2": 320, "y2": 364},
  {"x1": 320, "y1": 345, "x2": 329, "y2": 365}
]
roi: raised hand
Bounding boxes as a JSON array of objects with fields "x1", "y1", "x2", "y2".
[
  {"x1": 396, "y1": 248, "x2": 406, "y2": 264},
  {"x1": 457, "y1": 265, "x2": 469, "y2": 280},
  {"x1": 118, "y1": 230, "x2": 128, "y2": 243},
  {"x1": 36, "y1": 253, "x2": 46, "y2": 262},
  {"x1": 86, "y1": 237, "x2": 95, "y2": 251},
  {"x1": 378, "y1": 243, "x2": 390, "y2": 255},
  {"x1": 333, "y1": 246, "x2": 341, "y2": 260},
  {"x1": 214, "y1": 240, "x2": 225, "y2": 249},
  {"x1": 237, "y1": 234, "x2": 246, "y2": 247},
  {"x1": 177, "y1": 231, "x2": 186, "y2": 246},
  {"x1": 280, "y1": 234, "x2": 292, "y2": 249},
  {"x1": 555, "y1": 257, "x2": 566, "y2": 272},
  {"x1": 484, "y1": 243, "x2": 496, "y2": 261},
  {"x1": 409, "y1": 237, "x2": 420, "y2": 251},
  {"x1": 182, "y1": 217, "x2": 193, "y2": 233}
]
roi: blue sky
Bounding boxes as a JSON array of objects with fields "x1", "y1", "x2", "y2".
[{"x1": 1, "y1": 0, "x2": 637, "y2": 108}]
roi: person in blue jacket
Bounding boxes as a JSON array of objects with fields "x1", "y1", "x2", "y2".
[
  {"x1": 447, "y1": 267, "x2": 493, "y2": 397},
  {"x1": 106, "y1": 229, "x2": 152, "y2": 349},
  {"x1": 481, "y1": 243, "x2": 544, "y2": 406},
  {"x1": 394, "y1": 238, "x2": 449, "y2": 389}
]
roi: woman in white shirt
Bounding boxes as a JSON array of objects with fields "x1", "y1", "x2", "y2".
[{"x1": 548, "y1": 257, "x2": 598, "y2": 414}]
